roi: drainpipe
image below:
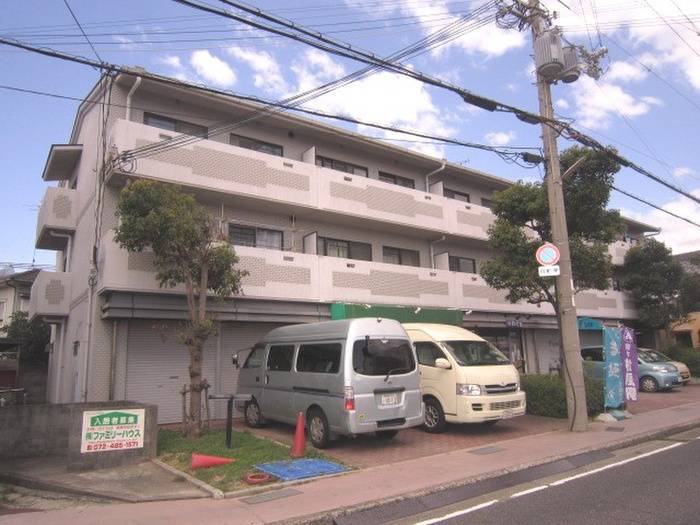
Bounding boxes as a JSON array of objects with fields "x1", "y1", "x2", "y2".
[
  {"x1": 125, "y1": 76, "x2": 142, "y2": 121},
  {"x1": 429, "y1": 235, "x2": 446, "y2": 269},
  {"x1": 424, "y1": 159, "x2": 446, "y2": 193},
  {"x1": 49, "y1": 232, "x2": 72, "y2": 272},
  {"x1": 109, "y1": 320, "x2": 118, "y2": 400}
]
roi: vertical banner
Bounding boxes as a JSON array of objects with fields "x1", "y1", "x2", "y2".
[
  {"x1": 603, "y1": 327, "x2": 623, "y2": 409},
  {"x1": 620, "y1": 327, "x2": 640, "y2": 402}
]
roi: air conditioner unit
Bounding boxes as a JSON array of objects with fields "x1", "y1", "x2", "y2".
[{"x1": 534, "y1": 30, "x2": 564, "y2": 81}]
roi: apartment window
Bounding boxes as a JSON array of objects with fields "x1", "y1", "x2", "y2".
[
  {"x1": 143, "y1": 112, "x2": 208, "y2": 138},
  {"x1": 317, "y1": 237, "x2": 372, "y2": 261},
  {"x1": 481, "y1": 197, "x2": 493, "y2": 209},
  {"x1": 383, "y1": 246, "x2": 420, "y2": 267},
  {"x1": 229, "y1": 224, "x2": 283, "y2": 250},
  {"x1": 315, "y1": 155, "x2": 368, "y2": 177},
  {"x1": 379, "y1": 172, "x2": 415, "y2": 189},
  {"x1": 230, "y1": 134, "x2": 283, "y2": 157},
  {"x1": 449, "y1": 256, "x2": 477, "y2": 274},
  {"x1": 444, "y1": 188, "x2": 470, "y2": 202}
]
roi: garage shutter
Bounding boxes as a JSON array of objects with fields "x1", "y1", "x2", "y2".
[{"x1": 126, "y1": 320, "x2": 217, "y2": 424}]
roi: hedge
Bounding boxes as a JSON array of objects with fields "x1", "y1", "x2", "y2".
[
  {"x1": 662, "y1": 345, "x2": 700, "y2": 377},
  {"x1": 521, "y1": 374, "x2": 604, "y2": 419}
]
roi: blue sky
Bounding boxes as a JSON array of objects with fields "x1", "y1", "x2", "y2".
[{"x1": 1, "y1": 0, "x2": 699, "y2": 270}]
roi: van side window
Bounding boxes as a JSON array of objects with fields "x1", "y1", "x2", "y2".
[
  {"x1": 297, "y1": 343, "x2": 341, "y2": 374},
  {"x1": 415, "y1": 342, "x2": 447, "y2": 367},
  {"x1": 243, "y1": 345, "x2": 266, "y2": 369},
  {"x1": 267, "y1": 345, "x2": 295, "y2": 371},
  {"x1": 581, "y1": 347, "x2": 604, "y2": 362}
]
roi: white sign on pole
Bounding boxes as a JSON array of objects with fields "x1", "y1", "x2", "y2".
[{"x1": 538, "y1": 265, "x2": 561, "y2": 277}]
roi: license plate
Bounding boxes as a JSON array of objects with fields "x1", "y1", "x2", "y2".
[
  {"x1": 502, "y1": 409, "x2": 514, "y2": 419},
  {"x1": 380, "y1": 393, "x2": 399, "y2": 406}
]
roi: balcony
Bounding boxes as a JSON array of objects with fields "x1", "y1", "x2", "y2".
[
  {"x1": 36, "y1": 187, "x2": 79, "y2": 250},
  {"x1": 609, "y1": 240, "x2": 634, "y2": 266},
  {"x1": 108, "y1": 119, "x2": 494, "y2": 241},
  {"x1": 29, "y1": 271, "x2": 72, "y2": 319}
]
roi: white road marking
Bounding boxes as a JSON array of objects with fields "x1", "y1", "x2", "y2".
[
  {"x1": 549, "y1": 442, "x2": 684, "y2": 487},
  {"x1": 412, "y1": 499, "x2": 499, "y2": 525},
  {"x1": 510, "y1": 485, "x2": 548, "y2": 498}
]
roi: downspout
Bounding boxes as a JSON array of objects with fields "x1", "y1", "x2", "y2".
[
  {"x1": 125, "y1": 76, "x2": 142, "y2": 121},
  {"x1": 109, "y1": 320, "x2": 117, "y2": 400},
  {"x1": 429, "y1": 236, "x2": 446, "y2": 269},
  {"x1": 424, "y1": 159, "x2": 446, "y2": 193}
]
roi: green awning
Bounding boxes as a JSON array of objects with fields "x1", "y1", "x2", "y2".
[
  {"x1": 330, "y1": 303, "x2": 462, "y2": 325},
  {"x1": 577, "y1": 317, "x2": 604, "y2": 331}
]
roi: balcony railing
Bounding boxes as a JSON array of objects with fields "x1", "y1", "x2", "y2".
[
  {"x1": 108, "y1": 119, "x2": 494, "y2": 240},
  {"x1": 96, "y1": 240, "x2": 636, "y2": 318},
  {"x1": 36, "y1": 187, "x2": 78, "y2": 250},
  {"x1": 29, "y1": 271, "x2": 72, "y2": 318}
]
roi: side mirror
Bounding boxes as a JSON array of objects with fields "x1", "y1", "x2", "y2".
[
  {"x1": 435, "y1": 358, "x2": 452, "y2": 370},
  {"x1": 232, "y1": 354, "x2": 240, "y2": 369}
]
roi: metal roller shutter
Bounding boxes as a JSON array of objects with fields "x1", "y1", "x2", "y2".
[{"x1": 126, "y1": 320, "x2": 217, "y2": 424}]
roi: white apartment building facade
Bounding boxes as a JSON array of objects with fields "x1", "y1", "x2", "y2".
[{"x1": 30, "y1": 72, "x2": 656, "y2": 422}]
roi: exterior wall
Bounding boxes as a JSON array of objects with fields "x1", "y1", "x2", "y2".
[{"x1": 0, "y1": 286, "x2": 14, "y2": 327}]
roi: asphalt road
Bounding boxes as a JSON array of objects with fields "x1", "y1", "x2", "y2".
[{"x1": 407, "y1": 431, "x2": 700, "y2": 525}]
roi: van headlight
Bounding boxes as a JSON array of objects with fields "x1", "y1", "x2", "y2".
[{"x1": 456, "y1": 384, "x2": 482, "y2": 396}]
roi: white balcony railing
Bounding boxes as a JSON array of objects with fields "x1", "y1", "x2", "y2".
[
  {"x1": 29, "y1": 271, "x2": 72, "y2": 318},
  {"x1": 36, "y1": 187, "x2": 78, "y2": 250},
  {"x1": 96, "y1": 239, "x2": 636, "y2": 319}
]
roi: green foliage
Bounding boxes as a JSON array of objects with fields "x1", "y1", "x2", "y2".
[
  {"x1": 663, "y1": 345, "x2": 700, "y2": 376},
  {"x1": 0, "y1": 311, "x2": 50, "y2": 366},
  {"x1": 621, "y1": 239, "x2": 684, "y2": 328},
  {"x1": 679, "y1": 273, "x2": 700, "y2": 314},
  {"x1": 521, "y1": 374, "x2": 604, "y2": 418},
  {"x1": 157, "y1": 428, "x2": 330, "y2": 492},
  {"x1": 480, "y1": 146, "x2": 624, "y2": 306}
]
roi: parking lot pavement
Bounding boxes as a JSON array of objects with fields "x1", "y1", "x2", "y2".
[
  {"x1": 628, "y1": 383, "x2": 700, "y2": 414},
  {"x1": 248, "y1": 415, "x2": 567, "y2": 468}
]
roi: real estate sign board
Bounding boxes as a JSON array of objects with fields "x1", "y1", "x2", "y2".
[{"x1": 80, "y1": 408, "x2": 145, "y2": 453}]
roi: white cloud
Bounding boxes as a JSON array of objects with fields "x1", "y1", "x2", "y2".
[
  {"x1": 226, "y1": 46, "x2": 287, "y2": 95},
  {"x1": 568, "y1": 76, "x2": 661, "y2": 129},
  {"x1": 621, "y1": 189, "x2": 700, "y2": 253},
  {"x1": 605, "y1": 60, "x2": 648, "y2": 83},
  {"x1": 673, "y1": 167, "x2": 695, "y2": 179},
  {"x1": 161, "y1": 55, "x2": 182, "y2": 69},
  {"x1": 190, "y1": 50, "x2": 236, "y2": 87},
  {"x1": 290, "y1": 49, "x2": 454, "y2": 158},
  {"x1": 485, "y1": 131, "x2": 516, "y2": 146},
  {"x1": 555, "y1": 98, "x2": 570, "y2": 110}
]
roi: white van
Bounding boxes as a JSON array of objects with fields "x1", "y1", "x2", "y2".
[
  {"x1": 403, "y1": 323, "x2": 526, "y2": 432},
  {"x1": 235, "y1": 318, "x2": 423, "y2": 448}
]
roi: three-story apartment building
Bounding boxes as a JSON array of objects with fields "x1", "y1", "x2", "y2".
[{"x1": 30, "y1": 71, "x2": 656, "y2": 422}]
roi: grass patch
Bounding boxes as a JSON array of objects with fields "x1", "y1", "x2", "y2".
[{"x1": 158, "y1": 429, "x2": 332, "y2": 492}]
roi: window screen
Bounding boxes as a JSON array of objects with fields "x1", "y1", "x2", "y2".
[
  {"x1": 267, "y1": 345, "x2": 295, "y2": 371},
  {"x1": 449, "y1": 256, "x2": 477, "y2": 274},
  {"x1": 144, "y1": 112, "x2": 207, "y2": 138},
  {"x1": 315, "y1": 156, "x2": 368, "y2": 177},
  {"x1": 296, "y1": 343, "x2": 342, "y2": 374},
  {"x1": 383, "y1": 246, "x2": 420, "y2": 267},
  {"x1": 229, "y1": 224, "x2": 283, "y2": 250},
  {"x1": 318, "y1": 237, "x2": 372, "y2": 261},
  {"x1": 444, "y1": 188, "x2": 470, "y2": 202},
  {"x1": 379, "y1": 172, "x2": 415, "y2": 189},
  {"x1": 231, "y1": 134, "x2": 283, "y2": 156}
]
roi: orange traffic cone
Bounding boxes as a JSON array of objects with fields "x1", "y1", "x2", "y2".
[
  {"x1": 290, "y1": 411, "x2": 306, "y2": 458},
  {"x1": 191, "y1": 453, "x2": 235, "y2": 469}
]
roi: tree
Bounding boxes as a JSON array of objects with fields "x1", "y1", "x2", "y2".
[
  {"x1": 480, "y1": 146, "x2": 624, "y2": 421},
  {"x1": 0, "y1": 311, "x2": 50, "y2": 366},
  {"x1": 679, "y1": 272, "x2": 700, "y2": 314},
  {"x1": 114, "y1": 180, "x2": 247, "y2": 437},
  {"x1": 621, "y1": 239, "x2": 685, "y2": 328}
]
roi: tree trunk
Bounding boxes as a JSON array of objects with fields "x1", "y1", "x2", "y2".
[{"x1": 186, "y1": 337, "x2": 204, "y2": 438}]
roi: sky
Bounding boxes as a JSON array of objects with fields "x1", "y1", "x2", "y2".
[{"x1": 1, "y1": 0, "x2": 699, "y2": 271}]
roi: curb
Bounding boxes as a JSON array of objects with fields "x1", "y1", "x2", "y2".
[
  {"x1": 284, "y1": 417, "x2": 700, "y2": 525},
  {"x1": 151, "y1": 459, "x2": 223, "y2": 500}
]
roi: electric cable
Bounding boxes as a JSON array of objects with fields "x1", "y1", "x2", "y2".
[
  {"x1": 62, "y1": 0, "x2": 103, "y2": 64},
  {"x1": 641, "y1": 0, "x2": 700, "y2": 59},
  {"x1": 612, "y1": 185, "x2": 700, "y2": 228}
]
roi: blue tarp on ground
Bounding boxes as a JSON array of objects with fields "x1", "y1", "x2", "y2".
[{"x1": 255, "y1": 459, "x2": 348, "y2": 481}]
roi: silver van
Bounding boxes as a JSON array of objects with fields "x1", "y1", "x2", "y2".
[{"x1": 234, "y1": 318, "x2": 423, "y2": 448}]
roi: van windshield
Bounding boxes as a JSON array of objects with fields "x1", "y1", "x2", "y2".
[
  {"x1": 443, "y1": 340, "x2": 510, "y2": 366},
  {"x1": 352, "y1": 338, "x2": 415, "y2": 376}
]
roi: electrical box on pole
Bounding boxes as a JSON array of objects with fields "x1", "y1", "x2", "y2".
[{"x1": 534, "y1": 30, "x2": 564, "y2": 81}]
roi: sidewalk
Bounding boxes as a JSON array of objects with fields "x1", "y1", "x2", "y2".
[{"x1": 2, "y1": 397, "x2": 700, "y2": 525}]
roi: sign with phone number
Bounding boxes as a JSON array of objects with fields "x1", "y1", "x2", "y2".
[{"x1": 81, "y1": 409, "x2": 145, "y2": 453}]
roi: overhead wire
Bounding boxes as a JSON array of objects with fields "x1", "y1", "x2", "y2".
[
  {"x1": 612, "y1": 185, "x2": 700, "y2": 228},
  {"x1": 640, "y1": 0, "x2": 700, "y2": 59},
  {"x1": 62, "y1": 0, "x2": 103, "y2": 65},
  {"x1": 669, "y1": 0, "x2": 700, "y2": 35}
]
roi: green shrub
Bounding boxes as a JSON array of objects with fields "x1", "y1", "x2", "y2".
[
  {"x1": 521, "y1": 374, "x2": 604, "y2": 419},
  {"x1": 663, "y1": 345, "x2": 700, "y2": 376}
]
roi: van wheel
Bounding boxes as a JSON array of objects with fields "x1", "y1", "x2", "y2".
[
  {"x1": 375, "y1": 430, "x2": 399, "y2": 440},
  {"x1": 244, "y1": 399, "x2": 265, "y2": 428},
  {"x1": 640, "y1": 376, "x2": 659, "y2": 393},
  {"x1": 423, "y1": 398, "x2": 447, "y2": 433},
  {"x1": 308, "y1": 408, "x2": 330, "y2": 449}
]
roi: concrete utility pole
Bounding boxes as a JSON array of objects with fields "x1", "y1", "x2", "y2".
[{"x1": 529, "y1": 0, "x2": 588, "y2": 431}]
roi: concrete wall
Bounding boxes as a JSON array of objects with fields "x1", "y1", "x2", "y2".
[{"x1": 0, "y1": 401, "x2": 157, "y2": 471}]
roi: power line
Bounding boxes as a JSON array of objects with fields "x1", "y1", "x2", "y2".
[
  {"x1": 641, "y1": 0, "x2": 700, "y2": 60},
  {"x1": 612, "y1": 185, "x2": 700, "y2": 228},
  {"x1": 669, "y1": 0, "x2": 700, "y2": 35},
  {"x1": 61, "y1": 0, "x2": 102, "y2": 64}
]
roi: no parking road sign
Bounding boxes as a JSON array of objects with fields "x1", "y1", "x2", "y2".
[{"x1": 536, "y1": 243, "x2": 561, "y2": 277}]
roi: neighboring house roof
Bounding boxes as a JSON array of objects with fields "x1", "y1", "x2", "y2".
[{"x1": 0, "y1": 269, "x2": 40, "y2": 288}]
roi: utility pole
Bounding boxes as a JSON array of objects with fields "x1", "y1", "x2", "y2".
[{"x1": 528, "y1": 0, "x2": 588, "y2": 431}]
